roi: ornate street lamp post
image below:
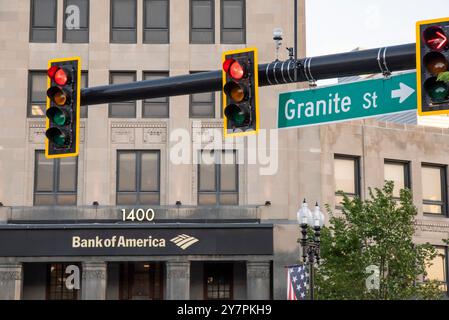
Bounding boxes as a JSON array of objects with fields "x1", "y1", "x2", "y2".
[{"x1": 297, "y1": 199, "x2": 324, "y2": 300}]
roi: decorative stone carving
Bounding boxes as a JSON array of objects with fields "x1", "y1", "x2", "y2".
[
  {"x1": 111, "y1": 121, "x2": 167, "y2": 144},
  {"x1": 111, "y1": 128, "x2": 135, "y2": 144},
  {"x1": 193, "y1": 120, "x2": 224, "y2": 129},
  {"x1": 415, "y1": 220, "x2": 449, "y2": 233},
  {"x1": 79, "y1": 125, "x2": 85, "y2": 142},
  {"x1": 0, "y1": 271, "x2": 21, "y2": 281},
  {"x1": 111, "y1": 121, "x2": 167, "y2": 129},
  {"x1": 29, "y1": 127, "x2": 46, "y2": 144},
  {"x1": 192, "y1": 120, "x2": 224, "y2": 144},
  {"x1": 167, "y1": 268, "x2": 190, "y2": 278},
  {"x1": 82, "y1": 269, "x2": 106, "y2": 280},
  {"x1": 330, "y1": 217, "x2": 449, "y2": 234},
  {"x1": 166, "y1": 262, "x2": 190, "y2": 278},
  {"x1": 143, "y1": 127, "x2": 167, "y2": 144},
  {"x1": 247, "y1": 262, "x2": 271, "y2": 278},
  {"x1": 28, "y1": 121, "x2": 85, "y2": 144}
]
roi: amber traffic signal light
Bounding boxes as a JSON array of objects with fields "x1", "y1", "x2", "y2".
[
  {"x1": 416, "y1": 18, "x2": 449, "y2": 115},
  {"x1": 222, "y1": 48, "x2": 259, "y2": 137},
  {"x1": 46, "y1": 57, "x2": 81, "y2": 158}
]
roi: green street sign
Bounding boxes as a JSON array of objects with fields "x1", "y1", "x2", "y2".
[{"x1": 278, "y1": 72, "x2": 417, "y2": 129}]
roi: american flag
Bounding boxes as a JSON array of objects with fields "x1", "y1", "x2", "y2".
[{"x1": 286, "y1": 264, "x2": 309, "y2": 300}]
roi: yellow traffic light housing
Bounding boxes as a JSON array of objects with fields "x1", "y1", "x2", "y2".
[
  {"x1": 416, "y1": 17, "x2": 449, "y2": 116},
  {"x1": 45, "y1": 57, "x2": 81, "y2": 158},
  {"x1": 222, "y1": 48, "x2": 259, "y2": 137}
]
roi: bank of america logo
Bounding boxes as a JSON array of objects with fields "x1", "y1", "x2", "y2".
[{"x1": 170, "y1": 234, "x2": 199, "y2": 250}]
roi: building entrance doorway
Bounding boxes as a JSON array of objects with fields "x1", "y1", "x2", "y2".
[{"x1": 119, "y1": 262, "x2": 164, "y2": 300}]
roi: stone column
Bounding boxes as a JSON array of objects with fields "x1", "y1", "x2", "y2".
[
  {"x1": 246, "y1": 261, "x2": 271, "y2": 300},
  {"x1": 166, "y1": 261, "x2": 190, "y2": 300},
  {"x1": 0, "y1": 263, "x2": 22, "y2": 300},
  {"x1": 81, "y1": 261, "x2": 107, "y2": 300}
]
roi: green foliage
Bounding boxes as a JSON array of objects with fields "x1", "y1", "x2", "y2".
[
  {"x1": 314, "y1": 181, "x2": 445, "y2": 300},
  {"x1": 437, "y1": 71, "x2": 449, "y2": 83}
]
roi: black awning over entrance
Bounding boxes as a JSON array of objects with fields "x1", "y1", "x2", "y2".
[{"x1": 0, "y1": 223, "x2": 273, "y2": 257}]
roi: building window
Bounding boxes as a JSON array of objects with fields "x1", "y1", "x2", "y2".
[
  {"x1": 119, "y1": 262, "x2": 164, "y2": 300},
  {"x1": 117, "y1": 151, "x2": 160, "y2": 205},
  {"x1": 143, "y1": 0, "x2": 169, "y2": 44},
  {"x1": 422, "y1": 164, "x2": 447, "y2": 215},
  {"x1": 142, "y1": 72, "x2": 169, "y2": 118},
  {"x1": 190, "y1": 72, "x2": 215, "y2": 118},
  {"x1": 28, "y1": 71, "x2": 47, "y2": 117},
  {"x1": 63, "y1": 0, "x2": 89, "y2": 43},
  {"x1": 334, "y1": 155, "x2": 360, "y2": 205},
  {"x1": 30, "y1": 0, "x2": 57, "y2": 42},
  {"x1": 109, "y1": 72, "x2": 137, "y2": 117},
  {"x1": 384, "y1": 160, "x2": 411, "y2": 199},
  {"x1": 204, "y1": 263, "x2": 233, "y2": 300},
  {"x1": 80, "y1": 71, "x2": 88, "y2": 118},
  {"x1": 46, "y1": 263, "x2": 80, "y2": 300},
  {"x1": 221, "y1": 0, "x2": 245, "y2": 44},
  {"x1": 190, "y1": 0, "x2": 214, "y2": 44},
  {"x1": 111, "y1": 0, "x2": 137, "y2": 43},
  {"x1": 424, "y1": 247, "x2": 448, "y2": 293},
  {"x1": 34, "y1": 151, "x2": 78, "y2": 206},
  {"x1": 198, "y1": 150, "x2": 238, "y2": 206}
]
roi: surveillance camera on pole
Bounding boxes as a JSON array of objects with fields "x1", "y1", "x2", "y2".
[{"x1": 273, "y1": 28, "x2": 283, "y2": 61}]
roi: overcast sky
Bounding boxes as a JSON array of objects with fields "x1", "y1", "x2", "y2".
[{"x1": 306, "y1": 0, "x2": 449, "y2": 56}]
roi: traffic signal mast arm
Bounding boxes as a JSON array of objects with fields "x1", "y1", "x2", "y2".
[{"x1": 80, "y1": 43, "x2": 415, "y2": 106}]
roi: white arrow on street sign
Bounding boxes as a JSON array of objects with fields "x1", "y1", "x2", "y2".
[{"x1": 391, "y1": 82, "x2": 415, "y2": 104}]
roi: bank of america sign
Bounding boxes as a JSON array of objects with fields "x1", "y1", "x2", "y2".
[{"x1": 170, "y1": 234, "x2": 199, "y2": 250}]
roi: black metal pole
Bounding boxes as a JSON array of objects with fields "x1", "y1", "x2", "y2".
[
  {"x1": 294, "y1": 0, "x2": 298, "y2": 62},
  {"x1": 300, "y1": 225, "x2": 307, "y2": 263},
  {"x1": 81, "y1": 43, "x2": 416, "y2": 106},
  {"x1": 309, "y1": 260, "x2": 314, "y2": 300}
]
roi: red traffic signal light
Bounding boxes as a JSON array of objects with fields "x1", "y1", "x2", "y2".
[
  {"x1": 222, "y1": 48, "x2": 259, "y2": 137},
  {"x1": 223, "y1": 58, "x2": 245, "y2": 81},
  {"x1": 416, "y1": 18, "x2": 449, "y2": 116},
  {"x1": 45, "y1": 57, "x2": 81, "y2": 158},
  {"x1": 423, "y1": 26, "x2": 448, "y2": 51},
  {"x1": 47, "y1": 66, "x2": 71, "y2": 86},
  {"x1": 47, "y1": 66, "x2": 59, "y2": 78}
]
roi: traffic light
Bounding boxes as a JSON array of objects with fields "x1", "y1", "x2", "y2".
[
  {"x1": 45, "y1": 57, "x2": 81, "y2": 158},
  {"x1": 416, "y1": 18, "x2": 449, "y2": 115},
  {"x1": 222, "y1": 48, "x2": 259, "y2": 137}
]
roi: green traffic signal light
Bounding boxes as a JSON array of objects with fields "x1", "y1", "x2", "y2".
[
  {"x1": 45, "y1": 127, "x2": 70, "y2": 147},
  {"x1": 424, "y1": 77, "x2": 449, "y2": 103},
  {"x1": 428, "y1": 84, "x2": 449, "y2": 102},
  {"x1": 224, "y1": 104, "x2": 250, "y2": 127},
  {"x1": 46, "y1": 107, "x2": 70, "y2": 126}
]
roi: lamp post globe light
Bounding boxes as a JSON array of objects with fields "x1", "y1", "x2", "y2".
[{"x1": 296, "y1": 199, "x2": 324, "y2": 300}]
